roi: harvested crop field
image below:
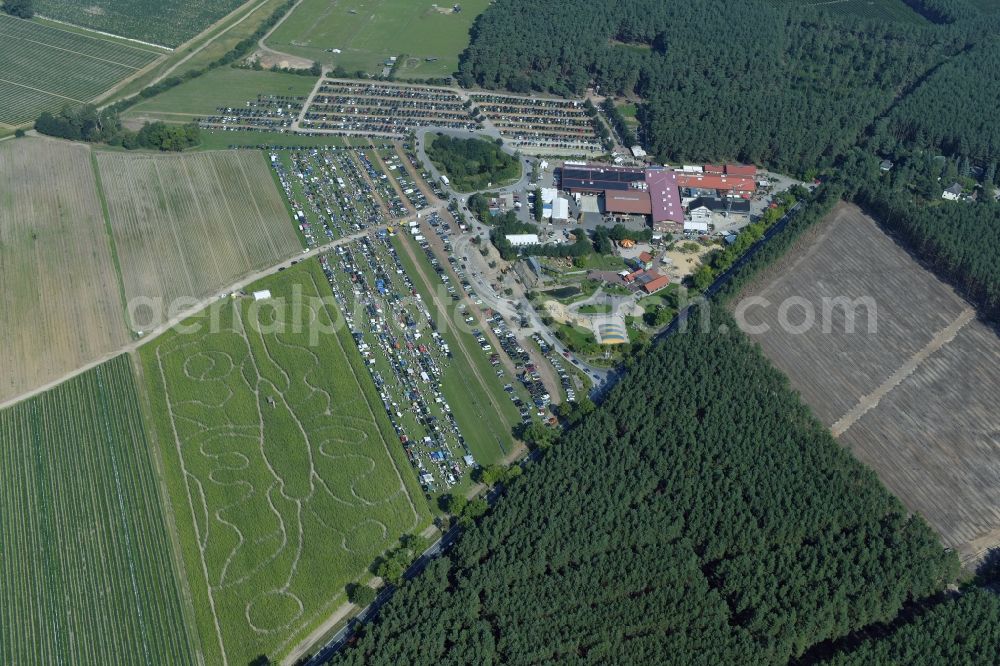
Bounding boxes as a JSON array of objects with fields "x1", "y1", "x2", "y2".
[
  {"x1": 0, "y1": 14, "x2": 162, "y2": 126},
  {"x1": 734, "y1": 203, "x2": 1000, "y2": 565},
  {"x1": 0, "y1": 138, "x2": 129, "y2": 405},
  {"x1": 96, "y1": 150, "x2": 302, "y2": 331}
]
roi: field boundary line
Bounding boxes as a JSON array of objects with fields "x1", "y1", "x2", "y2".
[
  {"x1": 831, "y1": 307, "x2": 976, "y2": 437},
  {"x1": 147, "y1": 0, "x2": 272, "y2": 88},
  {"x1": 0, "y1": 77, "x2": 84, "y2": 103},
  {"x1": 130, "y1": 351, "x2": 208, "y2": 664},
  {"x1": 0, "y1": 32, "x2": 147, "y2": 69},
  {"x1": 156, "y1": 344, "x2": 230, "y2": 666},
  {"x1": 90, "y1": 149, "x2": 134, "y2": 337},
  {"x1": 26, "y1": 14, "x2": 170, "y2": 52}
]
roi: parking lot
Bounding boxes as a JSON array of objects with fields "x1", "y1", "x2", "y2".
[
  {"x1": 471, "y1": 93, "x2": 603, "y2": 153},
  {"x1": 302, "y1": 80, "x2": 481, "y2": 136},
  {"x1": 197, "y1": 94, "x2": 306, "y2": 133},
  {"x1": 270, "y1": 146, "x2": 393, "y2": 246}
]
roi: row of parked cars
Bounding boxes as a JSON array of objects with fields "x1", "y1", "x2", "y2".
[{"x1": 321, "y1": 233, "x2": 474, "y2": 493}]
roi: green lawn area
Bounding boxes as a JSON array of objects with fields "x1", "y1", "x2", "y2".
[
  {"x1": 123, "y1": 68, "x2": 317, "y2": 121},
  {"x1": 265, "y1": 0, "x2": 491, "y2": 78},
  {"x1": 141, "y1": 260, "x2": 430, "y2": 665},
  {"x1": 576, "y1": 253, "x2": 628, "y2": 271},
  {"x1": 577, "y1": 303, "x2": 612, "y2": 315},
  {"x1": 556, "y1": 322, "x2": 597, "y2": 353}
]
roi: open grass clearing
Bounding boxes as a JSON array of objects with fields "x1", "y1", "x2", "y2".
[
  {"x1": 0, "y1": 355, "x2": 196, "y2": 664},
  {"x1": 735, "y1": 203, "x2": 1000, "y2": 566},
  {"x1": 0, "y1": 14, "x2": 162, "y2": 125},
  {"x1": 96, "y1": 149, "x2": 302, "y2": 331},
  {"x1": 265, "y1": 0, "x2": 490, "y2": 78},
  {"x1": 123, "y1": 67, "x2": 316, "y2": 122},
  {"x1": 0, "y1": 138, "x2": 129, "y2": 404},
  {"x1": 141, "y1": 261, "x2": 430, "y2": 664}
]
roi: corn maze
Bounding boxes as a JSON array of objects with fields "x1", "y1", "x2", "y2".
[
  {"x1": 142, "y1": 261, "x2": 429, "y2": 665},
  {"x1": 0, "y1": 14, "x2": 162, "y2": 126},
  {"x1": 0, "y1": 355, "x2": 195, "y2": 664}
]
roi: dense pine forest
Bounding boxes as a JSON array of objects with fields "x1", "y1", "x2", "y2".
[
  {"x1": 877, "y1": 36, "x2": 1000, "y2": 164},
  {"x1": 328, "y1": 307, "x2": 981, "y2": 665},
  {"x1": 457, "y1": 0, "x2": 998, "y2": 174},
  {"x1": 822, "y1": 588, "x2": 1000, "y2": 665}
]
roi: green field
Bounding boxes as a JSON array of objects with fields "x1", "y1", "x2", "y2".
[
  {"x1": 123, "y1": 67, "x2": 317, "y2": 123},
  {"x1": 0, "y1": 355, "x2": 195, "y2": 664},
  {"x1": 265, "y1": 0, "x2": 491, "y2": 78},
  {"x1": 142, "y1": 261, "x2": 430, "y2": 664},
  {"x1": 32, "y1": 0, "x2": 248, "y2": 47},
  {"x1": 0, "y1": 14, "x2": 162, "y2": 126}
]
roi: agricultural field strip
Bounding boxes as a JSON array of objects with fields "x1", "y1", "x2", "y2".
[
  {"x1": 97, "y1": 150, "x2": 302, "y2": 327},
  {"x1": 0, "y1": 15, "x2": 161, "y2": 124},
  {"x1": 0, "y1": 356, "x2": 194, "y2": 665},
  {"x1": 0, "y1": 139, "x2": 129, "y2": 406},
  {"x1": 149, "y1": 263, "x2": 425, "y2": 664},
  {"x1": 31, "y1": 0, "x2": 248, "y2": 49},
  {"x1": 737, "y1": 204, "x2": 1000, "y2": 562}
]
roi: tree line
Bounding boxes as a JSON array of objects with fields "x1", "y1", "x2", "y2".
[
  {"x1": 2, "y1": 0, "x2": 33, "y2": 19},
  {"x1": 35, "y1": 105, "x2": 199, "y2": 151}
]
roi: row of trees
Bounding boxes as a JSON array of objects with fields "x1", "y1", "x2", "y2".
[
  {"x1": 2, "y1": 0, "x2": 32, "y2": 18},
  {"x1": 330, "y1": 304, "x2": 960, "y2": 665},
  {"x1": 456, "y1": 0, "x2": 983, "y2": 174},
  {"x1": 35, "y1": 105, "x2": 199, "y2": 151}
]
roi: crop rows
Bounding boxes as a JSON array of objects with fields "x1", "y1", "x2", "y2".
[
  {"x1": 0, "y1": 355, "x2": 194, "y2": 665},
  {"x1": 97, "y1": 150, "x2": 301, "y2": 329},
  {"x1": 32, "y1": 0, "x2": 247, "y2": 48},
  {"x1": 0, "y1": 14, "x2": 160, "y2": 125},
  {"x1": 0, "y1": 138, "x2": 129, "y2": 404},
  {"x1": 142, "y1": 262, "x2": 429, "y2": 664}
]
